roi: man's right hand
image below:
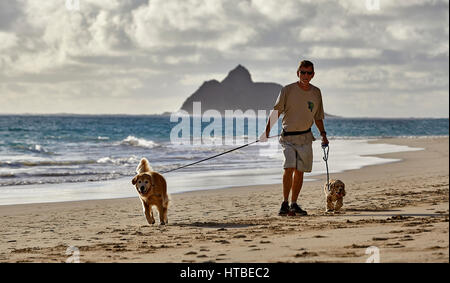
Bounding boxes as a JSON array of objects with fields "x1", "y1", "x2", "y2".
[
  {"x1": 259, "y1": 110, "x2": 280, "y2": 143},
  {"x1": 258, "y1": 131, "x2": 268, "y2": 142}
]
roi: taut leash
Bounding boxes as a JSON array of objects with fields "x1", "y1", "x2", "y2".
[
  {"x1": 160, "y1": 134, "x2": 280, "y2": 174},
  {"x1": 322, "y1": 144, "x2": 330, "y2": 192}
]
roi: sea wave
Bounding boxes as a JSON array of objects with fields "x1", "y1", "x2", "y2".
[
  {"x1": 119, "y1": 136, "x2": 159, "y2": 148},
  {"x1": 0, "y1": 171, "x2": 123, "y2": 179},
  {"x1": 7, "y1": 127, "x2": 30, "y2": 132},
  {"x1": 96, "y1": 156, "x2": 140, "y2": 165},
  {"x1": 13, "y1": 144, "x2": 55, "y2": 155},
  {"x1": 29, "y1": 144, "x2": 50, "y2": 154},
  {"x1": 0, "y1": 172, "x2": 127, "y2": 187},
  {"x1": 0, "y1": 160, "x2": 97, "y2": 168}
]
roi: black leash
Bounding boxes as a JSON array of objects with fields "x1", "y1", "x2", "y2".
[
  {"x1": 160, "y1": 134, "x2": 280, "y2": 174},
  {"x1": 322, "y1": 144, "x2": 330, "y2": 192}
]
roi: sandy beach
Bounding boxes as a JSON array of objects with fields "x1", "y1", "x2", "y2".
[{"x1": 0, "y1": 137, "x2": 448, "y2": 263}]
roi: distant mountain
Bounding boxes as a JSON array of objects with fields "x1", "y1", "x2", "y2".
[{"x1": 179, "y1": 65, "x2": 337, "y2": 117}]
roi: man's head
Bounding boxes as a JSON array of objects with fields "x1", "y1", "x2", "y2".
[{"x1": 297, "y1": 60, "x2": 315, "y2": 85}]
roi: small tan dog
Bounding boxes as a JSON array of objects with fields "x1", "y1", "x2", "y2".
[
  {"x1": 132, "y1": 158, "x2": 169, "y2": 225},
  {"x1": 324, "y1": 179, "x2": 346, "y2": 213}
]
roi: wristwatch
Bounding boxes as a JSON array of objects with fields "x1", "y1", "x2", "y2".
[{"x1": 320, "y1": 131, "x2": 327, "y2": 137}]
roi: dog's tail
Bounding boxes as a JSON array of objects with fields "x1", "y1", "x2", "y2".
[{"x1": 136, "y1": 157, "x2": 153, "y2": 174}]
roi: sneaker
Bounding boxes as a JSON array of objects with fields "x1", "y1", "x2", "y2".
[
  {"x1": 289, "y1": 203, "x2": 308, "y2": 216},
  {"x1": 278, "y1": 201, "x2": 290, "y2": 216}
]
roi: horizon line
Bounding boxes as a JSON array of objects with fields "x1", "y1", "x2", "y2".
[{"x1": 0, "y1": 112, "x2": 448, "y2": 119}]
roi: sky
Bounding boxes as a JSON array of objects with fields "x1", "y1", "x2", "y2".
[{"x1": 0, "y1": 0, "x2": 448, "y2": 118}]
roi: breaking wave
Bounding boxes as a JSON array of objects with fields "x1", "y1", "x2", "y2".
[{"x1": 119, "y1": 136, "x2": 159, "y2": 148}]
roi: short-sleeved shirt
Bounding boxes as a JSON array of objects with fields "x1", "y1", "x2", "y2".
[{"x1": 273, "y1": 82, "x2": 325, "y2": 132}]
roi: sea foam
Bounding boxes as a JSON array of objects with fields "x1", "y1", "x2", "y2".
[{"x1": 119, "y1": 136, "x2": 159, "y2": 148}]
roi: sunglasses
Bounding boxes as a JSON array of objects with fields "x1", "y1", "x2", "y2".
[{"x1": 299, "y1": 71, "x2": 314, "y2": 75}]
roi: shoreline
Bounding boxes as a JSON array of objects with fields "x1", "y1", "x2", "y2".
[
  {"x1": 0, "y1": 137, "x2": 448, "y2": 263},
  {"x1": 0, "y1": 136, "x2": 443, "y2": 209},
  {"x1": 0, "y1": 136, "x2": 434, "y2": 206}
]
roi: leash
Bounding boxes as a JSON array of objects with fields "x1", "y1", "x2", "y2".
[
  {"x1": 322, "y1": 144, "x2": 331, "y2": 192},
  {"x1": 160, "y1": 134, "x2": 281, "y2": 174}
]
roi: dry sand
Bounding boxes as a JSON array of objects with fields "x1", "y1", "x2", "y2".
[{"x1": 0, "y1": 137, "x2": 448, "y2": 263}]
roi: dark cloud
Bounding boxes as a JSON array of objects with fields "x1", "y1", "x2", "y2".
[{"x1": 0, "y1": 1, "x2": 22, "y2": 30}]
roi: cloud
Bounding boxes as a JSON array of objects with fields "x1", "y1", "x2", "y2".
[
  {"x1": 0, "y1": 0, "x2": 448, "y2": 117},
  {"x1": 129, "y1": 0, "x2": 260, "y2": 51},
  {"x1": 249, "y1": 0, "x2": 313, "y2": 22},
  {"x1": 0, "y1": 32, "x2": 18, "y2": 51},
  {"x1": 0, "y1": 1, "x2": 22, "y2": 30}
]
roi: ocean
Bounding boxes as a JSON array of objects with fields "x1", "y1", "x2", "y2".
[{"x1": 0, "y1": 115, "x2": 448, "y2": 205}]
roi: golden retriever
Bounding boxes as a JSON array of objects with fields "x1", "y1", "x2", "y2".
[
  {"x1": 132, "y1": 158, "x2": 169, "y2": 225},
  {"x1": 324, "y1": 179, "x2": 346, "y2": 213}
]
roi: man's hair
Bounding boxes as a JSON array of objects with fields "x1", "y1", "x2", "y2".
[{"x1": 297, "y1": 60, "x2": 314, "y2": 73}]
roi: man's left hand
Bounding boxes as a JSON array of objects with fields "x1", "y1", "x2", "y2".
[{"x1": 321, "y1": 135, "x2": 329, "y2": 147}]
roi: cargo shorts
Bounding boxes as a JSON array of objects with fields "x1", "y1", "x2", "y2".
[{"x1": 279, "y1": 131, "x2": 315, "y2": 172}]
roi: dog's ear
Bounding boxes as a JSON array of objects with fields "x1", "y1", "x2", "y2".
[
  {"x1": 149, "y1": 173, "x2": 155, "y2": 188},
  {"x1": 338, "y1": 181, "x2": 346, "y2": 196},
  {"x1": 340, "y1": 181, "x2": 345, "y2": 191},
  {"x1": 132, "y1": 175, "x2": 138, "y2": 185},
  {"x1": 329, "y1": 180, "x2": 336, "y2": 191},
  {"x1": 142, "y1": 173, "x2": 155, "y2": 188}
]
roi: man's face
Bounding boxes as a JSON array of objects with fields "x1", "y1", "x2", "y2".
[{"x1": 298, "y1": 66, "x2": 314, "y2": 85}]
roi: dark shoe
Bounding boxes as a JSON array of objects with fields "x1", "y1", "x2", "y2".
[
  {"x1": 278, "y1": 201, "x2": 290, "y2": 216},
  {"x1": 289, "y1": 203, "x2": 307, "y2": 216}
]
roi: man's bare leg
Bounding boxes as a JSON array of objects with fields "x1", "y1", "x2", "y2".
[
  {"x1": 283, "y1": 168, "x2": 295, "y2": 202},
  {"x1": 291, "y1": 170, "x2": 304, "y2": 203}
]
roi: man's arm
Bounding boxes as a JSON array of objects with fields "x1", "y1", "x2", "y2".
[
  {"x1": 315, "y1": 119, "x2": 329, "y2": 146},
  {"x1": 259, "y1": 110, "x2": 281, "y2": 141}
]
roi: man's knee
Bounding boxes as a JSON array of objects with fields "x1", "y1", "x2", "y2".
[{"x1": 284, "y1": 168, "x2": 295, "y2": 175}]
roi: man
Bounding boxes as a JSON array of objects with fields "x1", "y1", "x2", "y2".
[{"x1": 259, "y1": 60, "x2": 329, "y2": 216}]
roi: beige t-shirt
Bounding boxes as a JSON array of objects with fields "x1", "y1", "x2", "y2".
[{"x1": 273, "y1": 82, "x2": 325, "y2": 132}]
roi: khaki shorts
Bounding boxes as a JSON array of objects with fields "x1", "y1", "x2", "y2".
[{"x1": 279, "y1": 132, "x2": 315, "y2": 172}]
